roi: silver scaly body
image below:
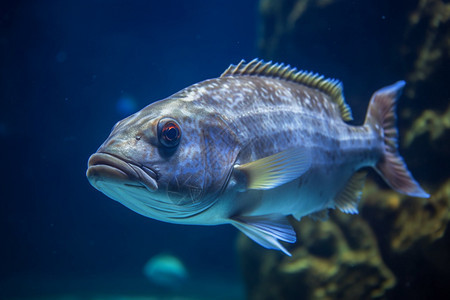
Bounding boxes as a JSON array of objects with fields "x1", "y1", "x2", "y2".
[
  {"x1": 179, "y1": 75, "x2": 382, "y2": 222},
  {"x1": 87, "y1": 59, "x2": 429, "y2": 255}
]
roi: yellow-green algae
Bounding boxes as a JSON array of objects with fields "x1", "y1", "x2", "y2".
[{"x1": 239, "y1": 1, "x2": 450, "y2": 298}]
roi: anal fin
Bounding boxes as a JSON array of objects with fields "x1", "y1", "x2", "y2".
[
  {"x1": 335, "y1": 171, "x2": 367, "y2": 214},
  {"x1": 230, "y1": 214, "x2": 296, "y2": 256}
]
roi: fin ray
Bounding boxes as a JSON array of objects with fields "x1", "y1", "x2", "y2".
[
  {"x1": 365, "y1": 81, "x2": 429, "y2": 198},
  {"x1": 335, "y1": 171, "x2": 367, "y2": 214},
  {"x1": 230, "y1": 215, "x2": 296, "y2": 256},
  {"x1": 234, "y1": 148, "x2": 311, "y2": 190},
  {"x1": 221, "y1": 59, "x2": 353, "y2": 121}
]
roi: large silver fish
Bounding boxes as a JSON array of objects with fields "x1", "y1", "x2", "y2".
[{"x1": 86, "y1": 59, "x2": 429, "y2": 255}]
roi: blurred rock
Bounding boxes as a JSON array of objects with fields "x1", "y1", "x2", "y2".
[
  {"x1": 361, "y1": 180, "x2": 450, "y2": 253},
  {"x1": 238, "y1": 180, "x2": 450, "y2": 299},
  {"x1": 403, "y1": 105, "x2": 450, "y2": 148},
  {"x1": 238, "y1": 210, "x2": 396, "y2": 299},
  {"x1": 401, "y1": 105, "x2": 450, "y2": 187},
  {"x1": 239, "y1": 3, "x2": 450, "y2": 298},
  {"x1": 402, "y1": 0, "x2": 450, "y2": 99},
  {"x1": 279, "y1": 213, "x2": 397, "y2": 299}
]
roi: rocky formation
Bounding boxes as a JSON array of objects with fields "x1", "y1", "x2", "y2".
[
  {"x1": 238, "y1": 209, "x2": 396, "y2": 299},
  {"x1": 238, "y1": 180, "x2": 450, "y2": 299},
  {"x1": 238, "y1": 0, "x2": 450, "y2": 299}
]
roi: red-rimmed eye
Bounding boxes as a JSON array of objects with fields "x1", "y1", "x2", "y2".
[{"x1": 158, "y1": 118, "x2": 181, "y2": 147}]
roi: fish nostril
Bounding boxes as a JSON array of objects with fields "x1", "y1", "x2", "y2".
[
  {"x1": 142, "y1": 165, "x2": 158, "y2": 180},
  {"x1": 101, "y1": 138, "x2": 127, "y2": 152}
]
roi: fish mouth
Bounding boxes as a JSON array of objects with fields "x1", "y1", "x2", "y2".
[{"x1": 86, "y1": 152, "x2": 158, "y2": 192}]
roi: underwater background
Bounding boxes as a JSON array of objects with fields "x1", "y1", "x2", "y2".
[{"x1": 1, "y1": 0, "x2": 449, "y2": 299}]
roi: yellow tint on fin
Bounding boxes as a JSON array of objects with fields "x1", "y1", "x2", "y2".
[
  {"x1": 335, "y1": 171, "x2": 367, "y2": 214},
  {"x1": 221, "y1": 59, "x2": 353, "y2": 121},
  {"x1": 235, "y1": 148, "x2": 311, "y2": 190}
]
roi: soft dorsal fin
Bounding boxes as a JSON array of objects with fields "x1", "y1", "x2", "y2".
[{"x1": 221, "y1": 59, "x2": 353, "y2": 121}]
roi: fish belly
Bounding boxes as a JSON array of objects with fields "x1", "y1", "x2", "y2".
[{"x1": 259, "y1": 165, "x2": 355, "y2": 218}]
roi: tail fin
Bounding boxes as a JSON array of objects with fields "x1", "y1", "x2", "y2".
[{"x1": 364, "y1": 81, "x2": 429, "y2": 198}]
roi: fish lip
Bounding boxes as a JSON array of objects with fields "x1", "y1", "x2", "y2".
[{"x1": 86, "y1": 152, "x2": 158, "y2": 192}]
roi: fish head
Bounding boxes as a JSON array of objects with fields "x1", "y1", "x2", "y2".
[{"x1": 86, "y1": 96, "x2": 239, "y2": 223}]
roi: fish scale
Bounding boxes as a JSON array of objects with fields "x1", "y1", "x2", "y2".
[
  {"x1": 191, "y1": 77, "x2": 366, "y2": 169},
  {"x1": 87, "y1": 59, "x2": 429, "y2": 256}
]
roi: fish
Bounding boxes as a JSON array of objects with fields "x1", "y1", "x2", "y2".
[{"x1": 86, "y1": 59, "x2": 429, "y2": 256}]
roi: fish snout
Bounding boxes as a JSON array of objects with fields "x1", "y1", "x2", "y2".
[{"x1": 86, "y1": 152, "x2": 158, "y2": 192}]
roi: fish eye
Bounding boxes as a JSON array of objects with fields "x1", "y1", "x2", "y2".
[{"x1": 158, "y1": 118, "x2": 182, "y2": 148}]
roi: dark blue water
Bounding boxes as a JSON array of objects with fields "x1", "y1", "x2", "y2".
[
  {"x1": 2, "y1": 1, "x2": 449, "y2": 299},
  {"x1": 1, "y1": 1, "x2": 258, "y2": 298}
]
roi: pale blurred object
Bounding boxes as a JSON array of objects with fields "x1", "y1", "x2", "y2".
[{"x1": 143, "y1": 253, "x2": 188, "y2": 289}]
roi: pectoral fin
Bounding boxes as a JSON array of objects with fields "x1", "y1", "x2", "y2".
[
  {"x1": 234, "y1": 148, "x2": 311, "y2": 190},
  {"x1": 230, "y1": 214, "x2": 296, "y2": 256},
  {"x1": 335, "y1": 171, "x2": 367, "y2": 214}
]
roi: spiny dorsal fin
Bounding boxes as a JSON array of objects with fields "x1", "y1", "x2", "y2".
[{"x1": 221, "y1": 59, "x2": 353, "y2": 121}]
